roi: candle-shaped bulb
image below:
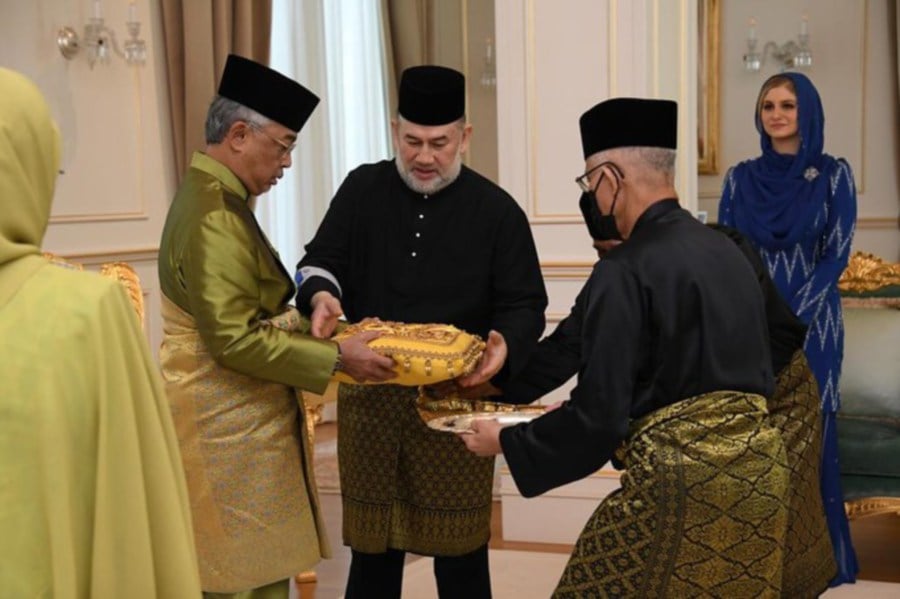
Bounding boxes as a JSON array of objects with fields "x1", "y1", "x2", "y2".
[
  {"x1": 129, "y1": 2, "x2": 137, "y2": 22},
  {"x1": 93, "y1": 0, "x2": 102, "y2": 19},
  {"x1": 800, "y1": 14, "x2": 808, "y2": 36},
  {"x1": 748, "y1": 17, "x2": 757, "y2": 42}
]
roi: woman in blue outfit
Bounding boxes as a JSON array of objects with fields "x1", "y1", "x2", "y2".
[{"x1": 718, "y1": 71, "x2": 858, "y2": 585}]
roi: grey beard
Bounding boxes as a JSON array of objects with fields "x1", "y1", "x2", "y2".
[{"x1": 394, "y1": 157, "x2": 462, "y2": 195}]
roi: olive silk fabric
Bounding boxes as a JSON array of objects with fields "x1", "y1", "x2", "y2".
[
  {"x1": 158, "y1": 153, "x2": 334, "y2": 592},
  {"x1": 0, "y1": 67, "x2": 201, "y2": 597}
]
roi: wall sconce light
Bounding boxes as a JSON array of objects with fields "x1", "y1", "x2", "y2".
[
  {"x1": 480, "y1": 37, "x2": 496, "y2": 88},
  {"x1": 57, "y1": 1, "x2": 147, "y2": 68},
  {"x1": 743, "y1": 15, "x2": 812, "y2": 72}
]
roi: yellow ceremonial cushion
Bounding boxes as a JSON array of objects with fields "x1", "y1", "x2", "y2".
[{"x1": 331, "y1": 320, "x2": 485, "y2": 386}]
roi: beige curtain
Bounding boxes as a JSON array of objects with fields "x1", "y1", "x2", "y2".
[
  {"x1": 159, "y1": 0, "x2": 273, "y2": 181},
  {"x1": 380, "y1": 0, "x2": 433, "y2": 115}
]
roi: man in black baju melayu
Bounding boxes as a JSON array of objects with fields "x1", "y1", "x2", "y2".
[
  {"x1": 461, "y1": 98, "x2": 794, "y2": 598},
  {"x1": 295, "y1": 65, "x2": 547, "y2": 599}
]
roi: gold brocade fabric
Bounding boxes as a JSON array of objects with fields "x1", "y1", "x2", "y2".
[
  {"x1": 160, "y1": 295, "x2": 329, "y2": 593},
  {"x1": 339, "y1": 384, "x2": 494, "y2": 555},
  {"x1": 415, "y1": 385, "x2": 545, "y2": 425},
  {"x1": 768, "y1": 351, "x2": 836, "y2": 597},
  {"x1": 331, "y1": 320, "x2": 485, "y2": 386},
  {"x1": 554, "y1": 391, "x2": 790, "y2": 598}
]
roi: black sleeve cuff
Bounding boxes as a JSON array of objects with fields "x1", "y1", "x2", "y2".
[
  {"x1": 499, "y1": 425, "x2": 542, "y2": 498},
  {"x1": 296, "y1": 278, "x2": 341, "y2": 314}
]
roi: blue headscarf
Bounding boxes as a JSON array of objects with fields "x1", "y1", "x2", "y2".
[{"x1": 731, "y1": 72, "x2": 829, "y2": 249}]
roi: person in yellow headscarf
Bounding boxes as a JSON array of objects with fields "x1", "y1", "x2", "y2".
[{"x1": 0, "y1": 68, "x2": 202, "y2": 597}]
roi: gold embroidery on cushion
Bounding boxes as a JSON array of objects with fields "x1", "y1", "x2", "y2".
[{"x1": 332, "y1": 320, "x2": 486, "y2": 386}]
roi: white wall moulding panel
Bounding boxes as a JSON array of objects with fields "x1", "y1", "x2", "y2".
[
  {"x1": 854, "y1": 230, "x2": 900, "y2": 263},
  {"x1": 497, "y1": 0, "x2": 699, "y2": 254},
  {"x1": 496, "y1": 0, "x2": 612, "y2": 225},
  {"x1": 541, "y1": 261, "x2": 595, "y2": 277},
  {"x1": 542, "y1": 263, "x2": 593, "y2": 317},
  {"x1": 499, "y1": 465, "x2": 622, "y2": 545},
  {"x1": 495, "y1": 0, "x2": 531, "y2": 217},
  {"x1": 650, "y1": 0, "x2": 698, "y2": 214},
  {"x1": 49, "y1": 62, "x2": 148, "y2": 223},
  {"x1": 545, "y1": 313, "x2": 570, "y2": 325},
  {"x1": 608, "y1": 0, "x2": 652, "y2": 97},
  {"x1": 700, "y1": 0, "x2": 866, "y2": 199},
  {"x1": 697, "y1": 1, "x2": 899, "y2": 260},
  {"x1": 856, "y1": 217, "x2": 900, "y2": 230},
  {"x1": 530, "y1": 0, "x2": 611, "y2": 223},
  {"x1": 4, "y1": 0, "x2": 176, "y2": 257},
  {"x1": 54, "y1": 247, "x2": 159, "y2": 266}
]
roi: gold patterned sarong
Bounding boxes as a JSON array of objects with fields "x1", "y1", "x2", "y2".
[
  {"x1": 768, "y1": 351, "x2": 836, "y2": 597},
  {"x1": 160, "y1": 295, "x2": 329, "y2": 592},
  {"x1": 339, "y1": 384, "x2": 494, "y2": 555},
  {"x1": 554, "y1": 391, "x2": 790, "y2": 598}
]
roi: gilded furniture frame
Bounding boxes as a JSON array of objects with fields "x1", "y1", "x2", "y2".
[
  {"x1": 698, "y1": 0, "x2": 720, "y2": 174},
  {"x1": 837, "y1": 252, "x2": 900, "y2": 520}
]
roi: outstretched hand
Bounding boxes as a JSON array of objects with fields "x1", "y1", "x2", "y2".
[
  {"x1": 458, "y1": 330, "x2": 507, "y2": 388},
  {"x1": 338, "y1": 330, "x2": 396, "y2": 383},
  {"x1": 457, "y1": 418, "x2": 503, "y2": 457},
  {"x1": 310, "y1": 291, "x2": 344, "y2": 338}
]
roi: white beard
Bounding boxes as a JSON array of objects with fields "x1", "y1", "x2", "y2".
[{"x1": 394, "y1": 151, "x2": 463, "y2": 195}]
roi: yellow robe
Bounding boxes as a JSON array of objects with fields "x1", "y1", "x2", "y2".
[
  {"x1": 0, "y1": 67, "x2": 201, "y2": 598},
  {"x1": 158, "y1": 153, "x2": 334, "y2": 592}
]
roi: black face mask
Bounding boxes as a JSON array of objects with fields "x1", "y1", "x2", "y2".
[
  {"x1": 579, "y1": 190, "x2": 622, "y2": 241},
  {"x1": 578, "y1": 161, "x2": 624, "y2": 242}
]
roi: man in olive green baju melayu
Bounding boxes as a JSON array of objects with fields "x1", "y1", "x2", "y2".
[{"x1": 158, "y1": 55, "x2": 395, "y2": 599}]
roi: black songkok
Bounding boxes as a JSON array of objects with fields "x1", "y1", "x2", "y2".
[
  {"x1": 579, "y1": 98, "x2": 678, "y2": 159},
  {"x1": 398, "y1": 65, "x2": 465, "y2": 126},
  {"x1": 218, "y1": 54, "x2": 319, "y2": 132}
]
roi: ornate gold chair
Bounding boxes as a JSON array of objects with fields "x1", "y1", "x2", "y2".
[
  {"x1": 837, "y1": 251, "x2": 900, "y2": 519},
  {"x1": 43, "y1": 253, "x2": 144, "y2": 321}
]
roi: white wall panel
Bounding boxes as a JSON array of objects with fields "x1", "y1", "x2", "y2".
[
  {"x1": 497, "y1": 0, "x2": 699, "y2": 269},
  {"x1": 1, "y1": 0, "x2": 176, "y2": 346},
  {"x1": 699, "y1": 0, "x2": 898, "y2": 260}
]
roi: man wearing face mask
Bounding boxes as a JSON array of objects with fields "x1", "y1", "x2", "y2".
[
  {"x1": 461, "y1": 98, "x2": 794, "y2": 596},
  {"x1": 295, "y1": 65, "x2": 547, "y2": 598}
]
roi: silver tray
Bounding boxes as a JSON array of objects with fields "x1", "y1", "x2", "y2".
[{"x1": 426, "y1": 410, "x2": 542, "y2": 434}]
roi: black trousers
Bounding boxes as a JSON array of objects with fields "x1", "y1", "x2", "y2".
[{"x1": 344, "y1": 543, "x2": 491, "y2": 599}]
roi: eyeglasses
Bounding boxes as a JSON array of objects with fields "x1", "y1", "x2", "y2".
[
  {"x1": 574, "y1": 161, "x2": 625, "y2": 193},
  {"x1": 248, "y1": 122, "x2": 296, "y2": 157}
]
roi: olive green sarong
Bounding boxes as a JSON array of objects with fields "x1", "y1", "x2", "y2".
[
  {"x1": 338, "y1": 384, "x2": 494, "y2": 555},
  {"x1": 555, "y1": 391, "x2": 790, "y2": 598}
]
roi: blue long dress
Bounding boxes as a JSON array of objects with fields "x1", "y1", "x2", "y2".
[{"x1": 718, "y1": 71, "x2": 858, "y2": 585}]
